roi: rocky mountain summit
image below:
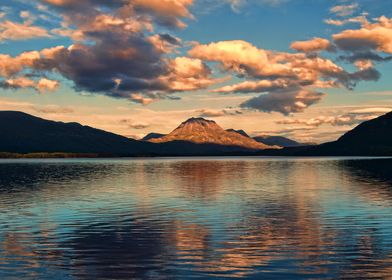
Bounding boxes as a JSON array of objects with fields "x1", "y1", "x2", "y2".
[{"x1": 148, "y1": 117, "x2": 275, "y2": 150}]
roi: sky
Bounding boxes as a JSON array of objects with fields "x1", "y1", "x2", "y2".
[{"x1": 1, "y1": 0, "x2": 392, "y2": 143}]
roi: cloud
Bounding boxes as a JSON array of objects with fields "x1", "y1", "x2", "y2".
[
  {"x1": 0, "y1": 76, "x2": 59, "y2": 93},
  {"x1": 120, "y1": 120, "x2": 150, "y2": 130},
  {"x1": 290, "y1": 37, "x2": 333, "y2": 53},
  {"x1": 241, "y1": 89, "x2": 325, "y2": 115},
  {"x1": 228, "y1": 0, "x2": 290, "y2": 11},
  {"x1": 0, "y1": 51, "x2": 40, "y2": 77},
  {"x1": 19, "y1": 11, "x2": 32, "y2": 20},
  {"x1": 276, "y1": 107, "x2": 391, "y2": 127},
  {"x1": 0, "y1": 0, "x2": 220, "y2": 102},
  {"x1": 331, "y1": 16, "x2": 392, "y2": 78},
  {"x1": 349, "y1": 107, "x2": 392, "y2": 114},
  {"x1": 253, "y1": 126, "x2": 316, "y2": 142},
  {"x1": 226, "y1": 0, "x2": 244, "y2": 12},
  {"x1": 189, "y1": 41, "x2": 345, "y2": 82},
  {"x1": 37, "y1": 78, "x2": 60, "y2": 93},
  {"x1": 1, "y1": 0, "x2": 391, "y2": 117},
  {"x1": 257, "y1": 127, "x2": 350, "y2": 144},
  {"x1": 131, "y1": 0, "x2": 194, "y2": 28},
  {"x1": 32, "y1": 105, "x2": 74, "y2": 114},
  {"x1": 194, "y1": 0, "x2": 289, "y2": 14},
  {"x1": 189, "y1": 40, "x2": 289, "y2": 79},
  {"x1": 189, "y1": 39, "x2": 380, "y2": 114},
  {"x1": 41, "y1": 0, "x2": 194, "y2": 29},
  {"x1": 324, "y1": 15, "x2": 368, "y2": 26},
  {"x1": 129, "y1": 122, "x2": 149, "y2": 129},
  {"x1": 129, "y1": 93, "x2": 155, "y2": 105},
  {"x1": 0, "y1": 99, "x2": 33, "y2": 107},
  {"x1": 148, "y1": 33, "x2": 182, "y2": 54},
  {"x1": 330, "y1": 3, "x2": 359, "y2": 17},
  {"x1": 196, "y1": 108, "x2": 243, "y2": 117},
  {"x1": 211, "y1": 79, "x2": 291, "y2": 94},
  {"x1": 0, "y1": 19, "x2": 50, "y2": 42},
  {"x1": 161, "y1": 57, "x2": 220, "y2": 91},
  {"x1": 333, "y1": 16, "x2": 392, "y2": 54},
  {"x1": 119, "y1": 119, "x2": 150, "y2": 129},
  {"x1": 338, "y1": 51, "x2": 392, "y2": 64},
  {"x1": 0, "y1": 76, "x2": 36, "y2": 89}
]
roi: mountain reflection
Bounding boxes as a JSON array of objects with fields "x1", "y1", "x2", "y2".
[
  {"x1": 64, "y1": 217, "x2": 174, "y2": 279},
  {"x1": 1, "y1": 158, "x2": 392, "y2": 279},
  {"x1": 339, "y1": 159, "x2": 392, "y2": 205},
  {"x1": 167, "y1": 160, "x2": 254, "y2": 200}
]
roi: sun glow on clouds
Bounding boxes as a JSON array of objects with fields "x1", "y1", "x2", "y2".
[{"x1": 0, "y1": 0, "x2": 392, "y2": 142}]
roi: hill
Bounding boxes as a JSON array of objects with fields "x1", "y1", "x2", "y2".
[
  {"x1": 293, "y1": 111, "x2": 392, "y2": 156},
  {"x1": 142, "y1": 133, "x2": 165, "y2": 141},
  {"x1": 253, "y1": 135, "x2": 304, "y2": 147},
  {"x1": 0, "y1": 111, "x2": 154, "y2": 155}
]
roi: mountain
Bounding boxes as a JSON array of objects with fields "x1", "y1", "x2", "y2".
[
  {"x1": 3, "y1": 110, "x2": 392, "y2": 157},
  {"x1": 143, "y1": 128, "x2": 305, "y2": 149},
  {"x1": 293, "y1": 111, "x2": 392, "y2": 156},
  {"x1": 0, "y1": 111, "x2": 154, "y2": 155},
  {"x1": 148, "y1": 117, "x2": 275, "y2": 150},
  {"x1": 142, "y1": 132, "x2": 165, "y2": 141},
  {"x1": 226, "y1": 129, "x2": 250, "y2": 138},
  {"x1": 253, "y1": 135, "x2": 304, "y2": 147},
  {"x1": 144, "y1": 129, "x2": 252, "y2": 142},
  {"x1": 225, "y1": 130, "x2": 307, "y2": 148},
  {"x1": 0, "y1": 111, "x2": 273, "y2": 157}
]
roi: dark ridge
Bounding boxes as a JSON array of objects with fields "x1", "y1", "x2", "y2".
[
  {"x1": 226, "y1": 129, "x2": 250, "y2": 138},
  {"x1": 253, "y1": 135, "x2": 304, "y2": 147},
  {"x1": 0, "y1": 111, "x2": 153, "y2": 155},
  {"x1": 2, "y1": 110, "x2": 392, "y2": 157},
  {"x1": 274, "y1": 111, "x2": 392, "y2": 156},
  {"x1": 0, "y1": 111, "x2": 265, "y2": 157},
  {"x1": 142, "y1": 133, "x2": 165, "y2": 141}
]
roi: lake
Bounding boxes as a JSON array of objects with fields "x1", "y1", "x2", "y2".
[{"x1": 1, "y1": 157, "x2": 392, "y2": 279}]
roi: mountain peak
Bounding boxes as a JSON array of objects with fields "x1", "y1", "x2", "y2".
[
  {"x1": 149, "y1": 117, "x2": 276, "y2": 150},
  {"x1": 181, "y1": 117, "x2": 217, "y2": 125}
]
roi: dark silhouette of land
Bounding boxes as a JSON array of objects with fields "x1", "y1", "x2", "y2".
[
  {"x1": 253, "y1": 136, "x2": 305, "y2": 147},
  {"x1": 0, "y1": 111, "x2": 267, "y2": 157},
  {"x1": 1, "y1": 110, "x2": 392, "y2": 157}
]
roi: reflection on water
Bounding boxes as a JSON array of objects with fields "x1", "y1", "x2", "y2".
[{"x1": 1, "y1": 157, "x2": 392, "y2": 279}]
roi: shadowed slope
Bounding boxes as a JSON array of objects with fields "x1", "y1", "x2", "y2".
[
  {"x1": 0, "y1": 111, "x2": 153, "y2": 155},
  {"x1": 253, "y1": 135, "x2": 304, "y2": 147},
  {"x1": 297, "y1": 111, "x2": 392, "y2": 156}
]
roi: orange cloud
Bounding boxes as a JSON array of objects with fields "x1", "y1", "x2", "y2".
[
  {"x1": 132, "y1": 0, "x2": 194, "y2": 28},
  {"x1": 0, "y1": 20, "x2": 50, "y2": 42},
  {"x1": 0, "y1": 51, "x2": 40, "y2": 77},
  {"x1": 325, "y1": 15, "x2": 368, "y2": 26},
  {"x1": 1, "y1": 77, "x2": 59, "y2": 93},
  {"x1": 290, "y1": 37, "x2": 332, "y2": 53},
  {"x1": 189, "y1": 40, "x2": 291, "y2": 78},
  {"x1": 188, "y1": 37, "x2": 382, "y2": 114},
  {"x1": 333, "y1": 16, "x2": 392, "y2": 54},
  {"x1": 37, "y1": 78, "x2": 60, "y2": 93},
  {"x1": 163, "y1": 57, "x2": 218, "y2": 91},
  {"x1": 212, "y1": 79, "x2": 291, "y2": 93}
]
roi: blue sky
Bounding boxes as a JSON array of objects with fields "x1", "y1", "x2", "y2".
[{"x1": 1, "y1": 0, "x2": 392, "y2": 142}]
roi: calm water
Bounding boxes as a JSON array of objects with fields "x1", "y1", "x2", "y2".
[{"x1": 1, "y1": 157, "x2": 392, "y2": 279}]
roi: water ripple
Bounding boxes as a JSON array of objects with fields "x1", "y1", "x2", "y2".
[{"x1": 0, "y1": 157, "x2": 392, "y2": 279}]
